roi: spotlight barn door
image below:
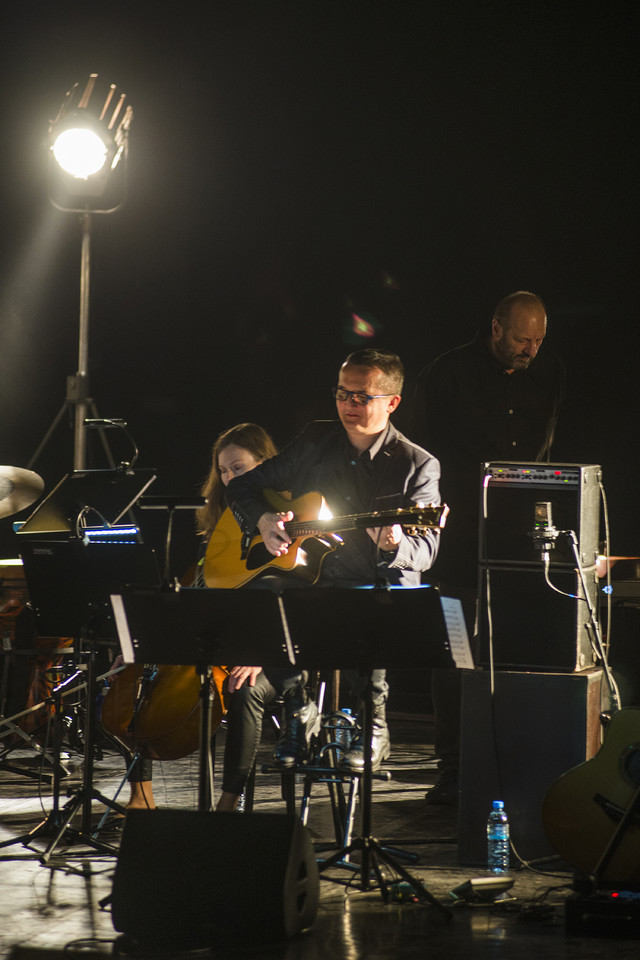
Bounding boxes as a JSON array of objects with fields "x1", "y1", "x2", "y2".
[{"x1": 111, "y1": 810, "x2": 319, "y2": 951}]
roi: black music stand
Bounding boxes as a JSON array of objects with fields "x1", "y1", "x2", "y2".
[
  {"x1": 279, "y1": 585, "x2": 455, "y2": 912},
  {"x1": 114, "y1": 583, "x2": 458, "y2": 912},
  {"x1": 111, "y1": 586, "x2": 298, "y2": 811},
  {"x1": 10, "y1": 540, "x2": 160, "y2": 862}
]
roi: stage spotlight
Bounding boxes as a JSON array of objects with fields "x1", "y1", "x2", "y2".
[
  {"x1": 30, "y1": 75, "x2": 134, "y2": 472},
  {"x1": 48, "y1": 74, "x2": 132, "y2": 213},
  {"x1": 52, "y1": 128, "x2": 109, "y2": 178}
]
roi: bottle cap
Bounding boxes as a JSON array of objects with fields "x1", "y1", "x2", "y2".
[{"x1": 492, "y1": 800, "x2": 504, "y2": 810}]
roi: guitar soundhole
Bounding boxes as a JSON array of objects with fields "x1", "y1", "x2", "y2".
[
  {"x1": 246, "y1": 543, "x2": 272, "y2": 570},
  {"x1": 622, "y1": 746, "x2": 640, "y2": 787}
]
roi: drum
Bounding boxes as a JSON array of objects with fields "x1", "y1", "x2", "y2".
[
  {"x1": 0, "y1": 560, "x2": 31, "y2": 719},
  {"x1": 0, "y1": 558, "x2": 73, "y2": 738}
]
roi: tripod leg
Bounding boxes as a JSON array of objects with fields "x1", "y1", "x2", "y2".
[
  {"x1": 37, "y1": 644, "x2": 121, "y2": 861},
  {"x1": 27, "y1": 400, "x2": 71, "y2": 469},
  {"x1": 91, "y1": 753, "x2": 139, "y2": 837},
  {"x1": 0, "y1": 682, "x2": 77, "y2": 852},
  {"x1": 364, "y1": 838, "x2": 390, "y2": 896}
]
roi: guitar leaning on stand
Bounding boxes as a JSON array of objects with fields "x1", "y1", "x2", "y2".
[{"x1": 542, "y1": 706, "x2": 640, "y2": 887}]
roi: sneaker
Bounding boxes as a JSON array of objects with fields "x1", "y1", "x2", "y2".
[
  {"x1": 273, "y1": 699, "x2": 321, "y2": 768},
  {"x1": 425, "y1": 767, "x2": 459, "y2": 806},
  {"x1": 340, "y1": 718, "x2": 391, "y2": 773}
]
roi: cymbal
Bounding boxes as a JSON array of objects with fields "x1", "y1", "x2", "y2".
[{"x1": 0, "y1": 466, "x2": 45, "y2": 520}]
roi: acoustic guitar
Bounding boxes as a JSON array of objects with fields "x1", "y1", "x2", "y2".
[
  {"x1": 541, "y1": 706, "x2": 640, "y2": 883},
  {"x1": 203, "y1": 489, "x2": 447, "y2": 589}
]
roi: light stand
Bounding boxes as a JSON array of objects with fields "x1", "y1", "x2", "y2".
[
  {"x1": 28, "y1": 213, "x2": 109, "y2": 472},
  {"x1": 29, "y1": 74, "x2": 133, "y2": 472}
]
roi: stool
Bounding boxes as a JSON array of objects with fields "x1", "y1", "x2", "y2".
[{"x1": 256, "y1": 705, "x2": 392, "y2": 858}]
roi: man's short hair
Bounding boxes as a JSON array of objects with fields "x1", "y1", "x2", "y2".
[
  {"x1": 342, "y1": 348, "x2": 405, "y2": 394},
  {"x1": 493, "y1": 291, "x2": 547, "y2": 325}
]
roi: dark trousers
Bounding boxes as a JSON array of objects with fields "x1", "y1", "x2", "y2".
[
  {"x1": 222, "y1": 668, "x2": 304, "y2": 795},
  {"x1": 221, "y1": 666, "x2": 388, "y2": 795}
]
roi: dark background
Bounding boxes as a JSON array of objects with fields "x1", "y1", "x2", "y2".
[{"x1": 0, "y1": 1, "x2": 637, "y2": 575}]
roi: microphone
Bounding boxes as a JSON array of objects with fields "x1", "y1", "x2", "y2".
[{"x1": 529, "y1": 500, "x2": 559, "y2": 553}]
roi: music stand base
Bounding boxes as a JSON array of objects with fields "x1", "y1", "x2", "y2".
[
  {"x1": 0, "y1": 793, "x2": 120, "y2": 860},
  {"x1": 37, "y1": 787, "x2": 122, "y2": 862},
  {"x1": 318, "y1": 835, "x2": 450, "y2": 916}
]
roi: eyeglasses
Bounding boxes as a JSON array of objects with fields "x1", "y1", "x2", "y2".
[{"x1": 332, "y1": 386, "x2": 395, "y2": 406}]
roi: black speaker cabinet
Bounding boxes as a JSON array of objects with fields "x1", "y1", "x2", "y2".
[
  {"x1": 111, "y1": 810, "x2": 319, "y2": 950},
  {"x1": 478, "y1": 461, "x2": 601, "y2": 671},
  {"x1": 478, "y1": 566, "x2": 598, "y2": 671},
  {"x1": 458, "y1": 668, "x2": 603, "y2": 865}
]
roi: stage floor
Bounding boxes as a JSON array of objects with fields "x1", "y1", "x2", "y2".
[{"x1": 0, "y1": 713, "x2": 636, "y2": 959}]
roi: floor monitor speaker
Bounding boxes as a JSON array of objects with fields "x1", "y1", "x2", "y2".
[{"x1": 111, "y1": 810, "x2": 319, "y2": 951}]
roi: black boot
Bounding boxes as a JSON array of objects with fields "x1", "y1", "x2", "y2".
[
  {"x1": 340, "y1": 702, "x2": 390, "y2": 773},
  {"x1": 273, "y1": 691, "x2": 321, "y2": 768}
]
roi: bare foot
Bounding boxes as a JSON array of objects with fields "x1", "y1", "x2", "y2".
[
  {"x1": 127, "y1": 780, "x2": 156, "y2": 810},
  {"x1": 215, "y1": 790, "x2": 240, "y2": 813}
]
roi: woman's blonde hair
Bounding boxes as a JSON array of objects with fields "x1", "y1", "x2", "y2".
[{"x1": 195, "y1": 422, "x2": 277, "y2": 537}]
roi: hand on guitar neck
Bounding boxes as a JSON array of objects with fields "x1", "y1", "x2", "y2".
[{"x1": 367, "y1": 523, "x2": 402, "y2": 554}]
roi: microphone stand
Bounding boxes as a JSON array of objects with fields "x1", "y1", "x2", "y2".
[
  {"x1": 532, "y1": 525, "x2": 620, "y2": 714},
  {"x1": 562, "y1": 530, "x2": 620, "y2": 713}
]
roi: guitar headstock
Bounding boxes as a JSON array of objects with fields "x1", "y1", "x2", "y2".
[{"x1": 399, "y1": 503, "x2": 449, "y2": 530}]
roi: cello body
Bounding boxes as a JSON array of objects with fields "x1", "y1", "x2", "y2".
[
  {"x1": 100, "y1": 663, "x2": 228, "y2": 761},
  {"x1": 99, "y1": 557, "x2": 229, "y2": 761}
]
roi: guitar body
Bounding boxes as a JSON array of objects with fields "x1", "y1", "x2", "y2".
[
  {"x1": 204, "y1": 491, "x2": 340, "y2": 589},
  {"x1": 542, "y1": 707, "x2": 640, "y2": 883}
]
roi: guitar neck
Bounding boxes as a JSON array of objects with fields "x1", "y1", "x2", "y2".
[{"x1": 284, "y1": 506, "x2": 443, "y2": 538}]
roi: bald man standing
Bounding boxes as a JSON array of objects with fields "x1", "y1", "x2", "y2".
[{"x1": 413, "y1": 291, "x2": 565, "y2": 804}]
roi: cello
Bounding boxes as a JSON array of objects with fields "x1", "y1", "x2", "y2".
[{"x1": 99, "y1": 661, "x2": 229, "y2": 761}]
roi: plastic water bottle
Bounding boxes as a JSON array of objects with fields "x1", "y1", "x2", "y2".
[
  {"x1": 487, "y1": 800, "x2": 510, "y2": 873},
  {"x1": 334, "y1": 708, "x2": 353, "y2": 753}
]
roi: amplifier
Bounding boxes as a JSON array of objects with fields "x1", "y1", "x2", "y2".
[
  {"x1": 480, "y1": 461, "x2": 601, "y2": 568},
  {"x1": 478, "y1": 461, "x2": 602, "y2": 672}
]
